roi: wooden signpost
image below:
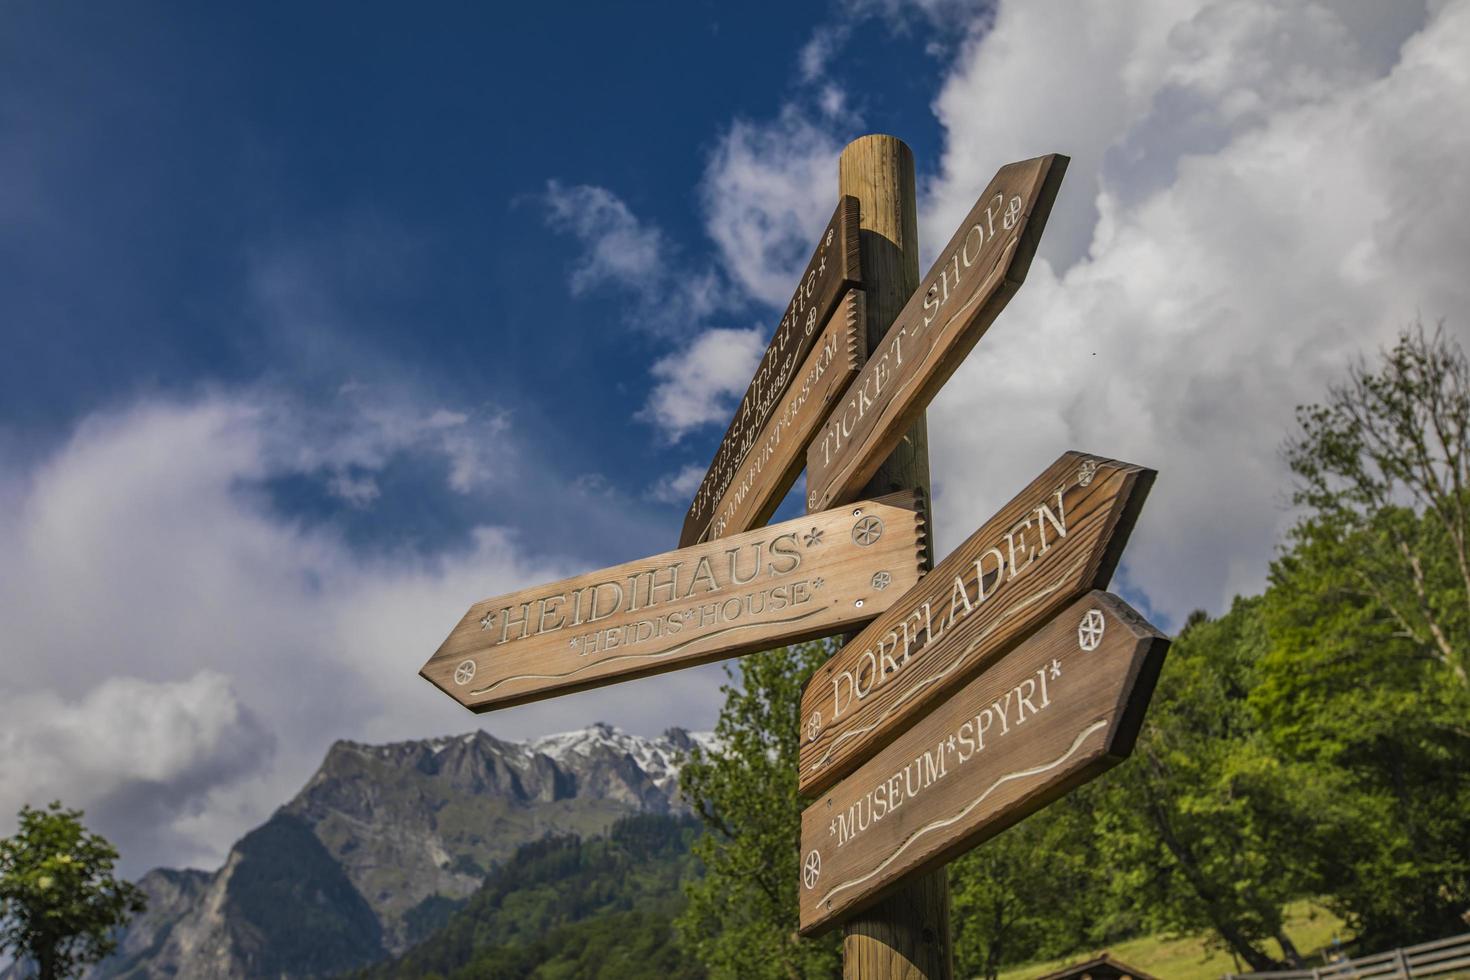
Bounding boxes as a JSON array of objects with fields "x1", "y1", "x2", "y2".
[
  {"x1": 422, "y1": 492, "x2": 926, "y2": 711},
  {"x1": 799, "y1": 451, "x2": 1154, "y2": 796},
  {"x1": 418, "y1": 132, "x2": 1168, "y2": 980},
  {"x1": 798, "y1": 590, "x2": 1169, "y2": 934},
  {"x1": 806, "y1": 155, "x2": 1068, "y2": 514},
  {"x1": 680, "y1": 196, "x2": 862, "y2": 547}
]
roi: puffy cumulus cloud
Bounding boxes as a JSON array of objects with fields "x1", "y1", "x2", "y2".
[
  {"x1": 0, "y1": 673, "x2": 272, "y2": 873},
  {"x1": 638, "y1": 328, "x2": 766, "y2": 442},
  {"x1": 919, "y1": 0, "x2": 1469, "y2": 622},
  {"x1": 0, "y1": 389, "x2": 729, "y2": 874},
  {"x1": 701, "y1": 107, "x2": 846, "y2": 307}
]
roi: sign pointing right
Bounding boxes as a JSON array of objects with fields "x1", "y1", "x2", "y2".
[
  {"x1": 806, "y1": 153, "x2": 1068, "y2": 513},
  {"x1": 798, "y1": 590, "x2": 1169, "y2": 935},
  {"x1": 798, "y1": 451, "x2": 1154, "y2": 796}
]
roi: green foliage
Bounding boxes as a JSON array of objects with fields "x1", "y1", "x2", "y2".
[
  {"x1": 0, "y1": 802, "x2": 146, "y2": 980},
  {"x1": 227, "y1": 812, "x2": 386, "y2": 976},
  {"x1": 1089, "y1": 601, "x2": 1320, "y2": 971},
  {"x1": 949, "y1": 791, "x2": 1112, "y2": 980},
  {"x1": 675, "y1": 641, "x2": 841, "y2": 980},
  {"x1": 362, "y1": 813, "x2": 703, "y2": 980},
  {"x1": 1260, "y1": 509, "x2": 1470, "y2": 947},
  {"x1": 1283, "y1": 320, "x2": 1470, "y2": 683}
]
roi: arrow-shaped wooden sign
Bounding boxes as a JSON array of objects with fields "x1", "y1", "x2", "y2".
[
  {"x1": 423, "y1": 492, "x2": 927, "y2": 711},
  {"x1": 798, "y1": 590, "x2": 1169, "y2": 935},
  {"x1": 806, "y1": 154, "x2": 1067, "y2": 514},
  {"x1": 798, "y1": 451, "x2": 1153, "y2": 796},
  {"x1": 681, "y1": 196, "x2": 862, "y2": 547}
]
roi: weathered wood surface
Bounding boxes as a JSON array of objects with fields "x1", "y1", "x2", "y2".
[
  {"x1": 833, "y1": 134, "x2": 952, "y2": 980},
  {"x1": 805, "y1": 154, "x2": 1068, "y2": 514},
  {"x1": 704, "y1": 289, "x2": 866, "y2": 542},
  {"x1": 798, "y1": 451, "x2": 1153, "y2": 796},
  {"x1": 680, "y1": 196, "x2": 862, "y2": 547},
  {"x1": 423, "y1": 493, "x2": 925, "y2": 711},
  {"x1": 799, "y1": 590, "x2": 1169, "y2": 935}
]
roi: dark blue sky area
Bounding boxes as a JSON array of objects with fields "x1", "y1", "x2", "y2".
[{"x1": 1, "y1": 1, "x2": 958, "y2": 564}]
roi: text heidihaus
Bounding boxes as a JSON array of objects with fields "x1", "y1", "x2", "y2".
[{"x1": 476, "y1": 535, "x2": 806, "y2": 652}]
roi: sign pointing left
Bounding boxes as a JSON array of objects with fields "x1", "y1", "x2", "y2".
[{"x1": 422, "y1": 493, "x2": 928, "y2": 711}]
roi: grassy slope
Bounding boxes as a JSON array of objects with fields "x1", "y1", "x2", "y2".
[{"x1": 996, "y1": 901, "x2": 1347, "y2": 980}]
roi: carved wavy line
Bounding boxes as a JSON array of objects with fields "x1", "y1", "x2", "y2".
[
  {"x1": 814, "y1": 719, "x2": 1109, "y2": 909},
  {"x1": 810, "y1": 551, "x2": 1088, "y2": 773},
  {"x1": 467, "y1": 607, "x2": 825, "y2": 696}
]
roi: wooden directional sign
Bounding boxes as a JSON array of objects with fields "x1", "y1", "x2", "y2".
[
  {"x1": 806, "y1": 154, "x2": 1068, "y2": 514},
  {"x1": 798, "y1": 590, "x2": 1168, "y2": 935},
  {"x1": 423, "y1": 492, "x2": 926, "y2": 711},
  {"x1": 681, "y1": 196, "x2": 862, "y2": 547},
  {"x1": 704, "y1": 290, "x2": 866, "y2": 542},
  {"x1": 798, "y1": 451, "x2": 1154, "y2": 796}
]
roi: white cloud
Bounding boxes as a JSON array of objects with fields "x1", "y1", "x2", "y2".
[
  {"x1": 544, "y1": 180, "x2": 667, "y2": 293},
  {"x1": 638, "y1": 328, "x2": 766, "y2": 442},
  {"x1": 648, "y1": 463, "x2": 709, "y2": 505},
  {"x1": 701, "y1": 106, "x2": 846, "y2": 306},
  {"x1": 0, "y1": 673, "x2": 273, "y2": 868},
  {"x1": 916, "y1": 0, "x2": 1468, "y2": 621}
]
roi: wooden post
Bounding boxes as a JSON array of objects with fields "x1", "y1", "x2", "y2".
[{"x1": 834, "y1": 134, "x2": 952, "y2": 979}]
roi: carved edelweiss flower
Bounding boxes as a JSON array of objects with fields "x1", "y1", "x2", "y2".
[{"x1": 803, "y1": 528, "x2": 824, "y2": 547}]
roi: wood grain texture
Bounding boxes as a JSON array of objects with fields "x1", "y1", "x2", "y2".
[
  {"x1": 679, "y1": 196, "x2": 862, "y2": 548},
  {"x1": 798, "y1": 590, "x2": 1169, "y2": 935},
  {"x1": 703, "y1": 289, "x2": 866, "y2": 542},
  {"x1": 799, "y1": 451, "x2": 1154, "y2": 796},
  {"x1": 806, "y1": 154, "x2": 1068, "y2": 515},
  {"x1": 835, "y1": 133, "x2": 950, "y2": 980},
  {"x1": 423, "y1": 493, "x2": 925, "y2": 712}
]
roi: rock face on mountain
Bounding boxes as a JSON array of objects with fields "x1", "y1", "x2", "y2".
[{"x1": 74, "y1": 724, "x2": 707, "y2": 980}]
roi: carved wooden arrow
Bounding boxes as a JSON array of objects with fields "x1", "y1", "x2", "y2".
[
  {"x1": 798, "y1": 590, "x2": 1169, "y2": 935},
  {"x1": 806, "y1": 154, "x2": 1067, "y2": 514},
  {"x1": 424, "y1": 492, "x2": 926, "y2": 711},
  {"x1": 798, "y1": 451, "x2": 1153, "y2": 796}
]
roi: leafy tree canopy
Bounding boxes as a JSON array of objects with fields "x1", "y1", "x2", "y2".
[{"x1": 0, "y1": 802, "x2": 145, "y2": 980}]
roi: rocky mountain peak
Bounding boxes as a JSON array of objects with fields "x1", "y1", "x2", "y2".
[{"x1": 71, "y1": 723, "x2": 715, "y2": 980}]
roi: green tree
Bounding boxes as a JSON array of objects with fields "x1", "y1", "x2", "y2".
[
  {"x1": 0, "y1": 802, "x2": 146, "y2": 980},
  {"x1": 1259, "y1": 505, "x2": 1470, "y2": 946},
  {"x1": 676, "y1": 642, "x2": 840, "y2": 980},
  {"x1": 1091, "y1": 602, "x2": 1317, "y2": 971},
  {"x1": 1283, "y1": 321, "x2": 1470, "y2": 684},
  {"x1": 949, "y1": 791, "x2": 1108, "y2": 980},
  {"x1": 1270, "y1": 321, "x2": 1470, "y2": 944}
]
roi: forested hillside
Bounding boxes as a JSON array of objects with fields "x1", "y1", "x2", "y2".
[{"x1": 354, "y1": 814, "x2": 704, "y2": 980}]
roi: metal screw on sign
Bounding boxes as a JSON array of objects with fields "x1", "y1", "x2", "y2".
[
  {"x1": 852, "y1": 515, "x2": 884, "y2": 546},
  {"x1": 1078, "y1": 610, "x2": 1106, "y2": 651},
  {"x1": 803, "y1": 850, "x2": 822, "y2": 889},
  {"x1": 453, "y1": 660, "x2": 477, "y2": 686}
]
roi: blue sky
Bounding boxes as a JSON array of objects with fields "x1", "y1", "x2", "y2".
[{"x1": 3, "y1": 0, "x2": 1468, "y2": 875}]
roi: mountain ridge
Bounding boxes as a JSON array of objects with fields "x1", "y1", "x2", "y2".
[{"x1": 34, "y1": 723, "x2": 712, "y2": 980}]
